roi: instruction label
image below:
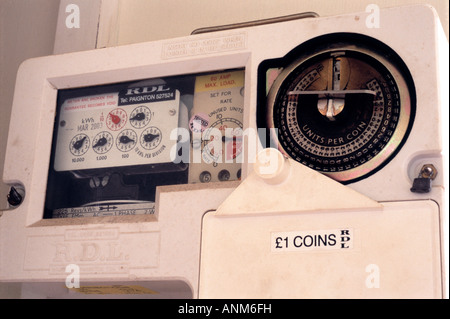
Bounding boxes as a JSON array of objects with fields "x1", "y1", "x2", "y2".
[{"x1": 271, "y1": 228, "x2": 353, "y2": 252}]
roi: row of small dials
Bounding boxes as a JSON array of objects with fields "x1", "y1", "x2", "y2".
[
  {"x1": 69, "y1": 127, "x2": 162, "y2": 156},
  {"x1": 106, "y1": 105, "x2": 152, "y2": 131},
  {"x1": 69, "y1": 105, "x2": 162, "y2": 156},
  {"x1": 69, "y1": 104, "x2": 162, "y2": 156}
]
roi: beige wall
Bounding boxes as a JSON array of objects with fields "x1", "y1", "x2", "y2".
[
  {"x1": 0, "y1": 0, "x2": 60, "y2": 208},
  {"x1": 0, "y1": 0, "x2": 60, "y2": 298}
]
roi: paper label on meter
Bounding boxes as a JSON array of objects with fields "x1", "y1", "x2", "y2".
[{"x1": 54, "y1": 87, "x2": 180, "y2": 171}]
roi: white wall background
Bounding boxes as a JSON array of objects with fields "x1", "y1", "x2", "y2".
[
  {"x1": 113, "y1": 0, "x2": 449, "y2": 44},
  {"x1": 0, "y1": 0, "x2": 448, "y2": 298}
]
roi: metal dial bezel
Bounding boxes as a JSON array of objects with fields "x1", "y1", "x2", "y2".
[{"x1": 266, "y1": 39, "x2": 414, "y2": 183}]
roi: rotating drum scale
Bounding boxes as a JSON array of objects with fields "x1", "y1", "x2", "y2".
[{"x1": 265, "y1": 34, "x2": 414, "y2": 183}]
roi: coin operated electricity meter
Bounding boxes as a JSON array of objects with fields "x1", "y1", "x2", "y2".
[{"x1": 0, "y1": 4, "x2": 448, "y2": 299}]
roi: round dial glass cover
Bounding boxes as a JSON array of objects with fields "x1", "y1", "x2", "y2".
[
  {"x1": 140, "y1": 126, "x2": 162, "y2": 150},
  {"x1": 130, "y1": 105, "x2": 151, "y2": 129},
  {"x1": 267, "y1": 40, "x2": 414, "y2": 183},
  {"x1": 106, "y1": 108, "x2": 127, "y2": 131},
  {"x1": 69, "y1": 133, "x2": 90, "y2": 156},
  {"x1": 116, "y1": 129, "x2": 138, "y2": 152},
  {"x1": 92, "y1": 131, "x2": 114, "y2": 154}
]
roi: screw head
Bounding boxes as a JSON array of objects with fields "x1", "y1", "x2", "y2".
[{"x1": 419, "y1": 164, "x2": 437, "y2": 180}]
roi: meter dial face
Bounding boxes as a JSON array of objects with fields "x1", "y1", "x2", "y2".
[
  {"x1": 140, "y1": 126, "x2": 162, "y2": 150},
  {"x1": 130, "y1": 105, "x2": 151, "y2": 129},
  {"x1": 202, "y1": 118, "x2": 243, "y2": 164},
  {"x1": 69, "y1": 133, "x2": 90, "y2": 156},
  {"x1": 116, "y1": 129, "x2": 137, "y2": 152},
  {"x1": 106, "y1": 108, "x2": 127, "y2": 131},
  {"x1": 92, "y1": 131, "x2": 113, "y2": 154},
  {"x1": 267, "y1": 42, "x2": 413, "y2": 183}
]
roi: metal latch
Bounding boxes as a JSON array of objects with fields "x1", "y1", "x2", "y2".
[{"x1": 410, "y1": 164, "x2": 438, "y2": 193}]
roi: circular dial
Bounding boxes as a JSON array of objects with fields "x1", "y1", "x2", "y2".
[
  {"x1": 116, "y1": 129, "x2": 137, "y2": 152},
  {"x1": 202, "y1": 118, "x2": 243, "y2": 164},
  {"x1": 92, "y1": 131, "x2": 113, "y2": 154},
  {"x1": 69, "y1": 133, "x2": 90, "y2": 156},
  {"x1": 267, "y1": 41, "x2": 413, "y2": 183},
  {"x1": 130, "y1": 105, "x2": 151, "y2": 129},
  {"x1": 106, "y1": 108, "x2": 127, "y2": 131},
  {"x1": 140, "y1": 126, "x2": 162, "y2": 150}
]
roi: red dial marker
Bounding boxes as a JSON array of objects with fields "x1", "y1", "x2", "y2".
[{"x1": 110, "y1": 113, "x2": 121, "y2": 124}]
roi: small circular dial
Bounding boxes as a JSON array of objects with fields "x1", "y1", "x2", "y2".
[
  {"x1": 92, "y1": 131, "x2": 113, "y2": 154},
  {"x1": 106, "y1": 108, "x2": 127, "y2": 131},
  {"x1": 116, "y1": 129, "x2": 137, "y2": 152},
  {"x1": 202, "y1": 118, "x2": 243, "y2": 164},
  {"x1": 267, "y1": 38, "x2": 414, "y2": 183},
  {"x1": 130, "y1": 105, "x2": 151, "y2": 129},
  {"x1": 69, "y1": 133, "x2": 90, "y2": 156},
  {"x1": 140, "y1": 126, "x2": 162, "y2": 150}
]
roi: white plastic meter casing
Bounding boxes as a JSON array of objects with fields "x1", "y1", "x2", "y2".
[{"x1": 0, "y1": 5, "x2": 448, "y2": 298}]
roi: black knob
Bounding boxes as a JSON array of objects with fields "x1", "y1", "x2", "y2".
[{"x1": 7, "y1": 186, "x2": 23, "y2": 206}]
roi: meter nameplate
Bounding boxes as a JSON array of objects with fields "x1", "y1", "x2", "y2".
[{"x1": 54, "y1": 88, "x2": 180, "y2": 171}]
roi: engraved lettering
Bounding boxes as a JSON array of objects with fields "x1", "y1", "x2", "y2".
[
  {"x1": 54, "y1": 243, "x2": 72, "y2": 262},
  {"x1": 80, "y1": 242, "x2": 100, "y2": 261}
]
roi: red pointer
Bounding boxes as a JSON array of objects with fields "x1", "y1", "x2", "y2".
[{"x1": 110, "y1": 113, "x2": 121, "y2": 124}]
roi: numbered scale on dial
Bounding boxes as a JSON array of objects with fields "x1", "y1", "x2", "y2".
[
  {"x1": 140, "y1": 127, "x2": 162, "y2": 150},
  {"x1": 106, "y1": 108, "x2": 127, "y2": 131},
  {"x1": 265, "y1": 35, "x2": 415, "y2": 183},
  {"x1": 69, "y1": 133, "x2": 90, "y2": 156},
  {"x1": 201, "y1": 118, "x2": 243, "y2": 164},
  {"x1": 116, "y1": 129, "x2": 137, "y2": 152},
  {"x1": 130, "y1": 105, "x2": 152, "y2": 129},
  {"x1": 92, "y1": 131, "x2": 113, "y2": 154}
]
